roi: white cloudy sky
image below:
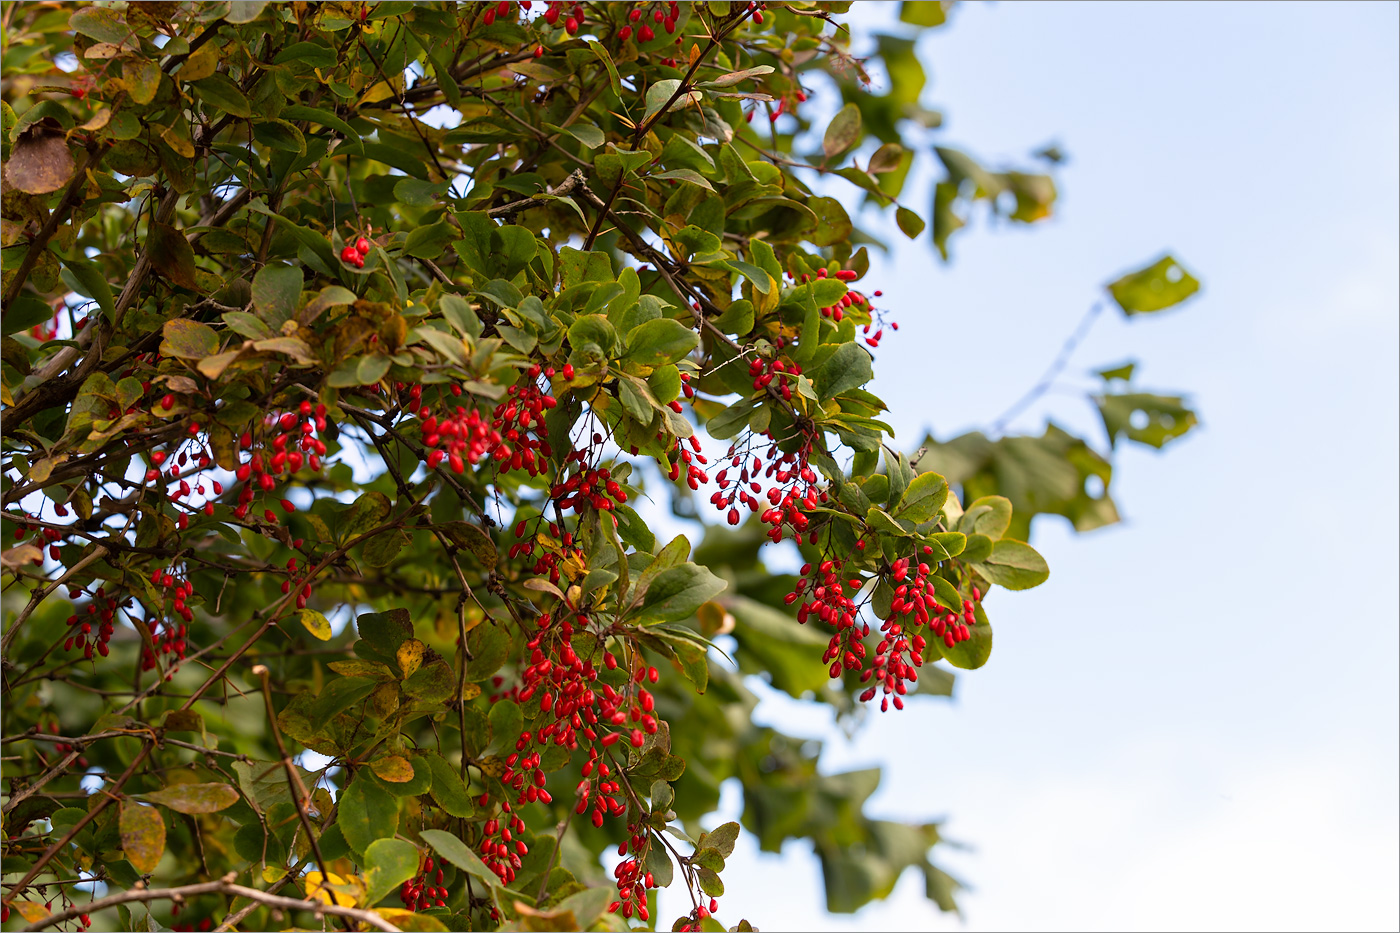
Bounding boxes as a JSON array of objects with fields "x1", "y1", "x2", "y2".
[{"x1": 653, "y1": 2, "x2": 1399, "y2": 930}]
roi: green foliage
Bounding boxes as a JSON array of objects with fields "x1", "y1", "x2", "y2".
[{"x1": 0, "y1": 4, "x2": 1199, "y2": 932}]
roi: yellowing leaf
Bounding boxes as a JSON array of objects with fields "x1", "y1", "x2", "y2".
[
  {"x1": 373, "y1": 908, "x2": 450, "y2": 932},
  {"x1": 120, "y1": 800, "x2": 166, "y2": 874},
  {"x1": 305, "y1": 871, "x2": 360, "y2": 908},
  {"x1": 370, "y1": 754, "x2": 415, "y2": 783},
  {"x1": 396, "y1": 639, "x2": 425, "y2": 679},
  {"x1": 299, "y1": 608, "x2": 332, "y2": 641},
  {"x1": 12, "y1": 901, "x2": 50, "y2": 922},
  {"x1": 139, "y1": 782, "x2": 239, "y2": 814}
]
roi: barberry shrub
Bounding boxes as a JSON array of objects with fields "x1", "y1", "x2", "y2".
[{"x1": 0, "y1": 2, "x2": 1199, "y2": 931}]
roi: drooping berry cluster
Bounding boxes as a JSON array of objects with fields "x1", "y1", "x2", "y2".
[
  {"x1": 230, "y1": 401, "x2": 328, "y2": 521},
  {"x1": 63, "y1": 588, "x2": 121, "y2": 660},
  {"x1": 789, "y1": 552, "x2": 986, "y2": 711},
  {"x1": 399, "y1": 853, "x2": 450, "y2": 912},
  {"x1": 141, "y1": 564, "x2": 194, "y2": 670},
  {"x1": 477, "y1": 799, "x2": 530, "y2": 885},
  {"x1": 608, "y1": 823, "x2": 659, "y2": 922}
]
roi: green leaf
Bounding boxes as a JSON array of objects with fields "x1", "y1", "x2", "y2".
[
  {"x1": 61, "y1": 257, "x2": 115, "y2": 322},
  {"x1": 363, "y1": 838, "x2": 420, "y2": 908},
  {"x1": 930, "y1": 575, "x2": 963, "y2": 614},
  {"x1": 896, "y1": 471, "x2": 948, "y2": 524},
  {"x1": 823, "y1": 104, "x2": 862, "y2": 159},
  {"x1": 419, "y1": 829, "x2": 499, "y2": 888},
  {"x1": 646, "y1": 842, "x2": 674, "y2": 888},
  {"x1": 337, "y1": 774, "x2": 398, "y2": 857},
  {"x1": 422, "y1": 754, "x2": 473, "y2": 817},
  {"x1": 624, "y1": 318, "x2": 700, "y2": 367},
  {"x1": 699, "y1": 821, "x2": 740, "y2": 858},
  {"x1": 1106, "y1": 254, "x2": 1201, "y2": 315},
  {"x1": 643, "y1": 79, "x2": 682, "y2": 124},
  {"x1": 959, "y1": 495, "x2": 1012, "y2": 539},
  {"x1": 192, "y1": 73, "x2": 252, "y2": 118},
  {"x1": 811, "y1": 342, "x2": 874, "y2": 400},
  {"x1": 138, "y1": 783, "x2": 238, "y2": 814},
  {"x1": 900, "y1": 0, "x2": 952, "y2": 26},
  {"x1": 973, "y1": 539, "x2": 1049, "y2": 590},
  {"x1": 585, "y1": 38, "x2": 623, "y2": 98},
  {"x1": 251, "y1": 263, "x2": 303, "y2": 330},
  {"x1": 636, "y1": 564, "x2": 728, "y2": 624},
  {"x1": 1097, "y1": 392, "x2": 1199, "y2": 449},
  {"x1": 896, "y1": 206, "x2": 926, "y2": 239}
]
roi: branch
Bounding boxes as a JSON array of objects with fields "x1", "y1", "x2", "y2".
[
  {"x1": 251, "y1": 665, "x2": 346, "y2": 930},
  {"x1": 988, "y1": 301, "x2": 1103, "y2": 437},
  {"x1": 19, "y1": 875, "x2": 399, "y2": 932},
  {"x1": 486, "y1": 169, "x2": 587, "y2": 218}
]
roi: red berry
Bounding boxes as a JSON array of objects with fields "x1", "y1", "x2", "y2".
[
  {"x1": 355, "y1": 237, "x2": 371, "y2": 253},
  {"x1": 160, "y1": 394, "x2": 174, "y2": 410}
]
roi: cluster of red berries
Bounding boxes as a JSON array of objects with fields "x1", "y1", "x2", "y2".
[
  {"x1": 664, "y1": 433, "x2": 709, "y2": 490},
  {"x1": 413, "y1": 368, "x2": 558, "y2": 477},
  {"x1": 339, "y1": 235, "x2": 371, "y2": 269},
  {"x1": 507, "y1": 521, "x2": 582, "y2": 583},
  {"x1": 675, "y1": 899, "x2": 723, "y2": 931},
  {"x1": 230, "y1": 401, "x2": 328, "y2": 521},
  {"x1": 760, "y1": 86, "x2": 807, "y2": 123},
  {"x1": 12, "y1": 511, "x2": 65, "y2": 563},
  {"x1": 549, "y1": 457, "x2": 630, "y2": 516},
  {"x1": 480, "y1": 0, "x2": 515, "y2": 27},
  {"x1": 539, "y1": 0, "x2": 584, "y2": 34},
  {"x1": 745, "y1": 353, "x2": 804, "y2": 402},
  {"x1": 399, "y1": 854, "x2": 450, "y2": 911},
  {"x1": 608, "y1": 824, "x2": 660, "y2": 921},
  {"x1": 788, "y1": 552, "x2": 985, "y2": 711},
  {"x1": 618, "y1": 1, "x2": 680, "y2": 41},
  {"x1": 146, "y1": 437, "x2": 221, "y2": 531},
  {"x1": 141, "y1": 565, "x2": 195, "y2": 671},
  {"x1": 477, "y1": 798, "x2": 530, "y2": 884},
  {"x1": 279, "y1": 555, "x2": 315, "y2": 611},
  {"x1": 63, "y1": 588, "x2": 121, "y2": 660}
]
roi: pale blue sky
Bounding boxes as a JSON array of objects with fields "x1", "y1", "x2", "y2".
[{"x1": 655, "y1": 3, "x2": 1400, "y2": 929}]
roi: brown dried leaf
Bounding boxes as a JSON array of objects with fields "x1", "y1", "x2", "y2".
[{"x1": 6, "y1": 122, "x2": 75, "y2": 195}]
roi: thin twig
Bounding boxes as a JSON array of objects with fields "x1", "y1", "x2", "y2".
[
  {"x1": 988, "y1": 302, "x2": 1103, "y2": 437},
  {"x1": 20, "y1": 875, "x2": 399, "y2": 932}
]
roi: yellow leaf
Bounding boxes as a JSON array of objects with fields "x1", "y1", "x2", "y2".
[
  {"x1": 370, "y1": 754, "x2": 414, "y2": 783},
  {"x1": 299, "y1": 608, "x2": 332, "y2": 641},
  {"x1": 396, "y1": 639, "x2": 424, "y2": 679},
  {"x1": 120, "y1": 800, "x2": 166, "y2": 874},
  {"x1": 305, "y1": 871, "x2": 361, "y2": 908},
  {"x1": 12, "y1": 901, "x2": 50, "y2": 922}
]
